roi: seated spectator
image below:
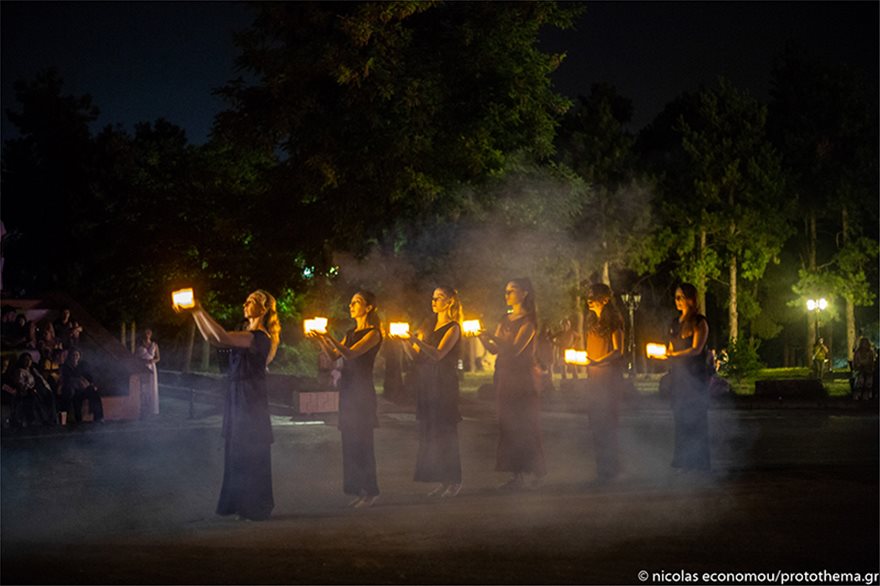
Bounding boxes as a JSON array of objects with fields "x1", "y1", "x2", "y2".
[
  {"x1": 1, "y1": 355, "x2": 15, "y2": 426},
  {"x1": 15, "y1": 352, "x2": 57, "y2": 427},
  {"x1": 1, "y1": 306, "x2": 19, "y2": 347},
  {"x1": 66, "y1": 320, "x2": 84, "y2": 349},
  {"x1": 3, "y1": 314, "x2": 30, "y2": 349},
  {"x1": 59, "y1": 349, "x2": 103, "y2": 424},
  {"x1": 10, "y1": 352, "x2": 39, "y2": 427},
  {"x1": 37, "y1": 322, "x2": 64, "y2": 373},
  {"x1": 54, "y1": 308, "x2": 74, "y2": 343}
]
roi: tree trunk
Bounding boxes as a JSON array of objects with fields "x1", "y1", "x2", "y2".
[
  {"x1": 573, "y1": 260, "x2": 584, "y2": 341},
  {"x1": 807, "y1": 212, "x2": 817, "y2": 351},
  {"x1": 729, "y1": 252, "x2": 738, "y2": 342},
  {"x1": 842, "y1": 206, "x2": 856, "y2": 362},
  {"x1": 697, "y1": 229, "x2": 707, "y2": 314}
]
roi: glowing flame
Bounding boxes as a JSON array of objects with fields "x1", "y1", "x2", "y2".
[
  {"x1": 462, "y1": 320, "x2": 482, "y2": 336},
  {"x1": 389, "y1": 322, "x2": 410, "y2": 337},
  {"x1": 564, "y1": 348, "x2": 588, "y2": 365},
  {"x1": 646, "y1": 343, "x2": 667, "y2": 358},
  {"x1": 303, "y1": 317, "x2": 328, "y2": 335},
  {"x1": 172, "y1": 288, "x2": 195, "y2": 309}
]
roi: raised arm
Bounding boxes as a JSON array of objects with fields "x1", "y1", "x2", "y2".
[{"x1": 192, "y1": 307, "x2": 255, "y2": 350}]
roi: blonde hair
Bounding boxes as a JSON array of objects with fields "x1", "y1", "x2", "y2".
[
  {"x1": 436, "y1": 286, "x2": 463, "y2": 324},
  {"x1": 251, "y1": 289, "x2": 281, "y2": 365}
]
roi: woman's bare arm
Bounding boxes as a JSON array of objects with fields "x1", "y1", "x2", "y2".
[
  {"x1": 412, "y1": 324, "x2": 461, "y2": 362},
  {"x1": 192, "y1": 308, "x2": 254, "y2": 350}
]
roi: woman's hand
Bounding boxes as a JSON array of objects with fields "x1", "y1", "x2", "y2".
[{"x1": 173, "y1": 298, "x2": 200, "y2": 314}]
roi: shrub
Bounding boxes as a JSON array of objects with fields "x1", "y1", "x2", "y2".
[{"x1": 721, "y1": 336, "x2": 764, "y2": 384}]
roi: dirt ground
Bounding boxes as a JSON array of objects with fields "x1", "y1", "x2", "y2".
[{"x1": 2, "y1": 392, "x2": 878, "y2": 585}]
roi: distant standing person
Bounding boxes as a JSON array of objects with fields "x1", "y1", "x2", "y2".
[
  {"x1": 852, "y1": 338, "x2": 875, "y2": 401},
  {"x1": 812, "y1": 337, "x2": 830, "y2": 380},
  {"x1": 136, "y1": 328, "x2": 161, "y2": 415},
  {"x1": 652, "y1": 284, "x2": 711, "y2": 472},
  {"x1": 397, "y1": 286, "x2": 463, "y2": 498},
  {"x1": 480, "y1": 278, "x2": 546, "y2": 489},
  {"x1": 183, "y1": 290, "x2": 280, "y2": 521},
  {"x1": 310, "y1": 291, "x2": 383, "y2": 508},
  {"x1": 583, "y1": 283, "x2": 625, "y2": 483}
]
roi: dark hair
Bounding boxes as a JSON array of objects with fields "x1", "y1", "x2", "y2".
[
  {"x1": 587, "y1": 283, "x2": 612, "y2": 303},
  {"x1": 355, "y1": 290, "x2": 381, "y2": 329},
  {"x1": 508, "y1": 278, "x2": 538, "y2": 325},
  {"x1": 65, "y1": 349, "x2": 82, "y2": 365},
  {"x1": 16, "y1": 352, "x2": 32, "y2": 368},
  {"x1": 677, "y1": 283, "x2": 699, "y2": 312},
  {"x1": 586, "y1": 283, "x2": 623, "y2": 334}
]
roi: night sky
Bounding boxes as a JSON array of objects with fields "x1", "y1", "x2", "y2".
[{"x1": 2, "y1": 1, "x2": 877, "y2": 144}]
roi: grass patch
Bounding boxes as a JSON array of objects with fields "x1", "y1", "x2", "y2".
[{"x1": 378, "y1": 368, "x2": 853, "y2": 399}]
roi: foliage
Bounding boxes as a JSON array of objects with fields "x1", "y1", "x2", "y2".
[
  {"x1": 555, "y1": 83, "x2": 655, "y2": 289},
  {"x1": 215, "y1": 2, "x2": 582, "y2": 265},
  {"x1": 1, "y1": 69, "x2": 99, "y2": 295},
  {"x1": 654, "y1": 78, "x2": 792, "y2": 340},
  {"x1": 721, "y1": 336, "x2": 765, "y2": 383},
  {"x1": 772, "y1": 49, "x2": 879, "y2": 344}
]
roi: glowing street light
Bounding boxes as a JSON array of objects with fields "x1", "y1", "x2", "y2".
[{"x1": 806, "y1": 298, "x2": 828, "y2": 312}]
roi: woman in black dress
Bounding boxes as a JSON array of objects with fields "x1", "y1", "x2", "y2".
[
  {"x1": 654, "y1": 283, "x2": 711, "y2": 472},
  {"x1": 311, "y1": 291, "x2": 383, "y2": 508},
  {"x1": 480, "y1": 278, "x2": 546, "y2": 490},
  {"x1": 583, "y1": 283, "x2": 624, "y2": 483},
  {"x1": 397, "y1": 286, "x2": 463, "y2": 498},
  {"x1": 185, "y1": 290, "x2": 280, "y2": 521}
]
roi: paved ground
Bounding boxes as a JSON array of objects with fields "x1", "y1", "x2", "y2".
[{"x1": 2, "y1": 390, "x2": 877, "y2": 585}]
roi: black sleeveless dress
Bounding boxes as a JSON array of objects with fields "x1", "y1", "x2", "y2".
[
  {"x1": 668, "y1": 314, "x2": 711, "y2": 471},
  {"x1": 494, "y1": 314, "x2": 546, "y2": 477},
  {"x1": 585, "y1": 313, "x2": 624, "y2": 480},
  {"x1": 338, "y1": 327, "x2": 382, "y2": 496},
  {"x1": 414, "y1": 320, "x2": 462, "y2": 483},
  {"x1": 216, "y1": 330, "x2": 274, "y2": 520}
]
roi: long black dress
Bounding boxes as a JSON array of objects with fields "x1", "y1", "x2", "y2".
[
  {"x1": 494, "y1": 314, "x2": 546, "y2": 477},
  {"x1": 338, "y1": 327, "x2": 382, "y2": 497},
  {"x1": 414, "y1": 321, "x2": 462, "y2": 484},
  {"x1": 668, "y1": 314, "x2": 711, "y2": 471},
  {"x1": 585, "y1": 313, "x2": 624, "y2": 480},
  {"x1": 216, "y1": 330, "x2": 274, "y2": 520}
]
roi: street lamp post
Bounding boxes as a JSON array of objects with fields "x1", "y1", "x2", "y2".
[
  {"x1": 807, "y1": 297, "x2": 828, "y2": 335},
  {"x1": 807, "y1": 297, "x2": 829, "y2": 376},
  {"x1": 621, "y1": 292, "x2": 641, "y2": 375}
]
